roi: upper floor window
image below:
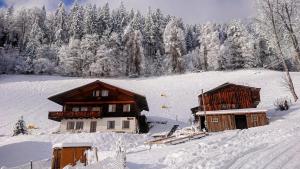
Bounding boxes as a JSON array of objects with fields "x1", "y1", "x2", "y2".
[
  {"x1": 123, "y1": 104, "x2": 131, "y2": 112},
  {"x1": 108, "y1": 104, "x2": 116, "y2": 112},
  {"x1": 92, "y1": 90, "x2": 100, "y2": 97},
  {"x1": 72, "y1": 107, "x2": 80, "y2": 112},
  {"x1": 92, "y1": 107, "x2": 101, "y2": 112},
  {"x1": 101, "y1": 90, "x2": 109, "y2": 97},
  {"x1": 81, "y1": 107, "x2": 88, "y2": 111}
]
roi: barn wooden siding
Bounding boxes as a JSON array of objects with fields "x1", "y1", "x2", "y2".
[
  {"x1": 204, "y1": 112, "x2": 268, "y2": 132},
  {"x1": 51, "y1": 146, "x2": 90, "y2": 169},
  {"x1": 199, "y1": 84, "x2": 260, "y2": 111}
]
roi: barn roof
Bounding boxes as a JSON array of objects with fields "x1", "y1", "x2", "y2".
[
  {"x1": 195, "y1": 108, "x2": 267, "y2": 115},
  {"x1": 199, "y1": 82, "x2": 260, "y2": 97},
  {"x1": 53, "y1": 142, "x2": 92, "y2": 148},
  {"x1": 48, "y1": 80, "x2": 149, "y2": 111}
]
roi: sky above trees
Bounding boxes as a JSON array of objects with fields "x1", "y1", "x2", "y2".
[{"x1": 0, "y1": 0, "x2": 254, "y2": 24}]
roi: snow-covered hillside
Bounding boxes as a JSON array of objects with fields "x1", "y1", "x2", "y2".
[{"x1": 1, "y1": 69, "x2": 300, "y2": 169}]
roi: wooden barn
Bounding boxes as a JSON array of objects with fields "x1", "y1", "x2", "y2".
[
  {"x1": 51, "y1": 143, "x2": 92, "y2": 169},
  {"x1": 191, "y1": 83, "x2": 268, "y2": 132},
  {"x1": 48, "y1": 80, "x2": 149, "y2": 133}
]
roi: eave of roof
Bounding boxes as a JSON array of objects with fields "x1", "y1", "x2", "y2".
[{"x1": 195, "y1": 108, "x2": 267, "y2": 115}]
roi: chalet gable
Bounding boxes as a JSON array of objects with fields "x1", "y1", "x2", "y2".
[
  {"x1": 199, "y1": 82, "x2": 260, "y2": 97},
  {"x1": 48, "y1": 80, "x2": 149, "y2": 111}
]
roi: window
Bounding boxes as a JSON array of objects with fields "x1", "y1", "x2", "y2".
[
  {"x1": 108, "y1": 104, "x2": 116, "y2": 112},
  {"x1": 123, "y1": 104, "x2": 131, "y2": 112},
  {"x1": 75, "y1": 121, "x2": 84, "y2": 130},
  {"x1": 122, "y1": 120, "x2": 130, "y2": 129},
  {"x1": 66, "y1": 121, "x2": 75, "y2": 130},
  {"x1": 211, "y1": 117, "x2": 219, "y2": 123},
  {"x1": 92, "y1": 107, "x2": 101, "y2": 112},
  {"x1": 101, "y1": 90, "x2": 109, "y2": 97},
  {"x1": 107, "y1": 121, "x2": 115, "y2": 129},
  {"x1": 72, "y1": 107, "x2": 80, "y2": 112},
  {"x1": 90, "y1": 121, "x2": 97, "y2": 132},
  {"x1": 81, "y1": 107, "x2": 88, "y2": 111},
  {"x1": 93, "y1": 90, "x2": 100, "y2": 97}
]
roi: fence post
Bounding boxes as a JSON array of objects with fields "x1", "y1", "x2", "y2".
[{"x1": 30, "y1": 161, "x2": 33, "y2": 169}]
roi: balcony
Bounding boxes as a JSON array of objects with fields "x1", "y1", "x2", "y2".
[{"x1": 48, "y1": 111, "x2": 102, "y2": 122}]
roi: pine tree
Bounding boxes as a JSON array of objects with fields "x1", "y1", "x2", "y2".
[
  {"x1": 84, "y1": 4, "x2": 98, "y2": 35},
  {"x1": 13, "y1": 116, "x2": 28, "y2": 136},
  {"x1": 69, "y1": 1, "x2": 83, "y2": 39},
  {"x1": 54, "y1": 1, "x2": 68, "y2": 46}
]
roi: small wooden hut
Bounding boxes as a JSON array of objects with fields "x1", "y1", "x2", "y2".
[
  {"x1": 192, "y1": 83, "x2": 268, "y2": 132},
  {"x1": 51, "y1": 142, "x2": 92, "y2": 169}
]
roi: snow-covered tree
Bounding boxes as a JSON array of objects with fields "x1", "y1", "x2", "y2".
[
  {"x1": 59, "y1": 38, "x2": 82, "y2": 76},
  {"x1": 54, "y1": 1, "x2": 68, "y2": 46},
  {"x1": 163, "y1": 18, "x2": 186, "y2": 73},
  {"x1": 13, "y1": 116, "x2": 28, "y2": 136},
  {"x1": 124, "y1": 24, "x2": 145, "y2": 77},
  {"x1": 80, "y1": 34, "x2": 99, "y2": 76},
  {"x1": 84, "y1": 4, "x2": 98, "y2": 35},
  {"x1": 199, "y1": 23, "x2": 221, "y2": 70},
  {"x1": 69, "y1": 1, "x2": 83, "y2": 39}
]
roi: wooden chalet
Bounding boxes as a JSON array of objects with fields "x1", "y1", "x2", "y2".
[
  {"x1": 48, "y1": 80, "x2": 149, "y2": 133},
  {"x1": 192, "y1": 83, "x2": 268, "y2": 132}
]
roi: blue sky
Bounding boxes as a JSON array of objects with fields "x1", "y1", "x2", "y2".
[{"x1": 0, "y1": 0, "x2": 255, "y2": 24}]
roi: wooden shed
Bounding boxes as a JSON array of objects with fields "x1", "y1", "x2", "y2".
[
  {"x1": 192, "y1": 83, "x2": 268, "y2": 132},
  {"x1": 51, "y1": 142, "x2": 92, "y2": 169},
  {"x1": 195, "y1": 108, "x2": 268, "y2": 132}
]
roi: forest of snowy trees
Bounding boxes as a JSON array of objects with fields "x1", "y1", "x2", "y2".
[{"x1": 0, "y1": 0, "x2": 299, "y2": 77}]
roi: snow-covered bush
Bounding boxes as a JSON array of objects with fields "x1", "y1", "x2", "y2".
[
  {"x1": 13, "y1": 116, "x2": 28, "y2": 136},
  {"x1": 274, "y1": 97, "x2": 290, "y2": 111}
]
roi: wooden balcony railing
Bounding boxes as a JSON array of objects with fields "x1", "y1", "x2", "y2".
[{"x1": 48, "y1": 111, "x2": 102, "y2": 122}]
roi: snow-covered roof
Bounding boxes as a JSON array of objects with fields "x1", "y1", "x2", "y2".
[
  {"x1": 52, "y1": 142, "x2": 92, "y2": 148},
  {"x1": 195, "y1": 108, "x2": 267, "y2": 115}
]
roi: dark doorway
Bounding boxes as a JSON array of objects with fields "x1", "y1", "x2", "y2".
[
  {"x1": 200, "y1": 116, "x2": 206, "y2": 130},
  {"x1": 235, "y1": 115, "x2": 248, "y2": 129}
]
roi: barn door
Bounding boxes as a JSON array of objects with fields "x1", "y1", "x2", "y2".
[{"x1": 235, "y1": 115, "x2": 248, "y2": 129}]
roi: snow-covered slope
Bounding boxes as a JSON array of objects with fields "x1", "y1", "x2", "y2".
[
  {"x1": 0, "y1": 69, "x2": 295, "y2": 135},
  {"x1": 1, "y1": 69, "x2": 300, "y2": 169}
]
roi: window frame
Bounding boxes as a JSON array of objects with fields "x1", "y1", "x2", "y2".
[
  {"x1": 72, "y1": 107, "x2": 80, "y2": 112},
  {"x1": 108, "y1": 104, "x2": 116, "y2": 112},
  {"x1": 101, "y1": 90, "x2": 109, "y2": 97},
  {"x1": 90, "y1": 121, "x2": 97, "y2": 132},
  {"x1": 93, "y1": 90, "x2": 100, "y2": 97},
  {"x1": 66, "y1": 121, "x2": 75, "y2": 130},
  {"x1": 81, "y1": 107, "x2": 88, "y2": 112},
  {"x1": 75, "y1": 121, "x2": 84, "y2": 130},
  {"x1": 92, "y1": 107, "x2": 101, "y2": 112},
  {"x1": 123, "y1": 104, "x2": 131, "y2": 112},
  {"x1": 107, "y1": 121, "x2": 115, "y2": 129},
  {"x1": 122, "y1": 120, "x2": 130, "y2": 129},
  {"x1": 211, "y1": 117, "x2": 219, "y2": 123}
]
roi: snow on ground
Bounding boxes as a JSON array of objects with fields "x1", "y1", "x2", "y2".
[{"x1": 1, "y1": 69, "x2": 300, "y2": 168}]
